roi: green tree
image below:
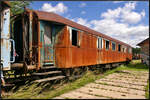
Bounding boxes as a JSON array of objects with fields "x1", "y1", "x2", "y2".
[
  {"x1": 10, "y1": 1, "x2": 32, "y2": 15},
  {"x1": 132, "y1": 47, "x2": 141, "y2": 55}
]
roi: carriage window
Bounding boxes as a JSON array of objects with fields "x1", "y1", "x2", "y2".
[
  {"x1": 123, "y1": 46, "x2": 126, "y2": 53},
  {"x1": 130, "y1": 48, "x2": 132, "y2": 53},
  {"x1": 122, "y1": 48, "x2": 125, "y2": 52},
  {"x1": 105, "y1": 40, "x2": 109, "y2": 50},
  {"x1": 121, "y1": 45, "x2": 126, "y2": 53},
  {"x1": 97, "y1": 37, "x2": 103, "y2": 49},
  {"x1": 72, "y1": 29, "x2": 78, "y2": 46},
  {"x1": 44, "y1": 25, "x2": 52, "y2": 45},
  {"x1": 124, "y1": 47, "x2": 127, "y2": 53},
  {"x1": 128, "y1": 48, "x2": 132, "y2": 53},
  {"x1": 112, "y1": 42, "x2": 116, "y2": 51},
  {"x1": 128, "y1": 48, "x2": 129, "y2": 53},
  {"x1": 118, "y1": 44, "x2": 121, "y2": 52}
]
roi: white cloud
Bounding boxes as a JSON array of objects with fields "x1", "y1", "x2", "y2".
[
  {"x1": 72, "y1": 18, "x2": 91, "y2": 28},
  {"x1": 79, "y1": 3, "x2": 86, "y2": 7},
  {"x1": 40, "y1": 2, "x2": 148, "y2": 47},
  {"x1": 41, "y1": 2, "x2": 68, "y2": 14},
  {"x1": 90, "y1": 18, "x2": 149, "y2": 47},
  {"x1": 121, "y1": 11, "x2": 142, "y2": 24},
  {"x1": 101, "y1": 7, "x2": 121, "y2": 19},
  {"x1": 81, "y1": 11, "x2": 86, "y2": 14},
  {"x1": 141, "y1": 10, "x2": 145, "y2": 17},
  {"x1": 70, "y1": 2, "x2": 148, "y2": 47},
  {"x1": 101, "y1": 2, "x2": 144, "y2": 24},
  {"x1": 124, "y1": 1, "x2": 136, "y2": 11},
  {"x1": 113, "y1": 1, "x2": 125, "y2": 3}
]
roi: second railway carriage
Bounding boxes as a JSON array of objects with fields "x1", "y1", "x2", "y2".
[
  {"x1": 1, "y1": 1, "x2": 15, "y2": 71},
  {"x1": 10, "y1": 9, "x2": 132, "y2": 80}
]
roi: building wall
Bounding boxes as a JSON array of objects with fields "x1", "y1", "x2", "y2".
[
  {"x1": 140, "y1": 42, "x2": 149, "y2": 56},
  {"x1": 139, "y1": 39, "x2": 149, "y2": 66}
]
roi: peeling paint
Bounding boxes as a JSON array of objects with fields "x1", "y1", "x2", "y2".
[
  {"x1": 10, "y1": 10, "x2": 132, "y2": 70},
  {"x1": 1, "y1": 7, "x2": 11, "y2": 70}
]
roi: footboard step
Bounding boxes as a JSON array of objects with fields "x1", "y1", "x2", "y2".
[
  {"x1": 34, "y1": 76, "x2": 65, "y2": 83},
  {"x1": 32, "y1": 71, "x2": 62, "y2": 76},
  {"x1": 41, "y1": 66, "x2": 57, "y2": 70},
  {"x1": 2, "y1": 83, "x2": 15, "y2": 88}
]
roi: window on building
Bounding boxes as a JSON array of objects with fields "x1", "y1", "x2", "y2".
[
  {"x1": 72, "y1": 29, "x2": 78, "y2": 46},
  {"x1": 118, "y1": 44, "x2": 121, "y2": 52},
  {"x1": 112, "y1": 42, "x2": 116, "y2": 51},
  {"x1": 105, "y1": 40, "x2": 109, "y2": 50},
  {"x1": 97, "y1": 37, "x2": 103, "y2": 49}
]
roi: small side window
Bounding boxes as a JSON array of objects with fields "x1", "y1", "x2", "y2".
[
  {"x1": 97, "y1": 38, "x2": 99, "y2": 48},
  {"x1": 124, "y1": 46, "x2": 127, "y2": 53},
  {"x1": 112, "y1": 42, "x2": 116, "y2": 51},
  {"x1": 123, "y1": 48, "x2": 125, "y2": 52},
  {"x1": 118, "y1": 44, "x2": 121, "y2": 52},
  {"x1": 127, "y1": 47, "x2": 131, "y2": 53},
  {"x1": 121, "y1": 45, "x2": 126, "y2": 53},
  {"x1": 97, "y1": 37, "x2": 103, "y2": 49},
  {"x1": 105, "y1": 40, "x2": 109, "y2": 50},
  {"x1": 72, "y1": 29, "x2": 78, "y2": 46},
  {"x1": 128, "y1": 48, "x2": 129, "y2": 53}
]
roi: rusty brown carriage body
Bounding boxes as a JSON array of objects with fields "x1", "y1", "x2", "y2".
[
  {"x1": 4, "y1": 9, "x2": 132, "y2": 83},
  {"x1": 11, "y1": 9, "x2": 132, "y2": 71}
]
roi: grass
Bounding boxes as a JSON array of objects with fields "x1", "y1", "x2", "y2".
[
  {"x1": 145, "y1": 80, "x2": 149, "y2": 99},
  {"x1": 3, "y1": 59, "x2": 149, "y2": 99},
  {"x1": 4, "y1": 71, "x2": 100, "y2": 99},
  {"x1": 117, "y1": 60, "x2": 149, "y2": 71}
]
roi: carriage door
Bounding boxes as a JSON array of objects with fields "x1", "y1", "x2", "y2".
[{"x1": 43, "y1": 23, "x2": 54, "y2": 65}]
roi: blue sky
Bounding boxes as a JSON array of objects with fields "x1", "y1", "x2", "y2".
[{"x1": 30, "y1": 1, "x2": 149, "y2": 47}]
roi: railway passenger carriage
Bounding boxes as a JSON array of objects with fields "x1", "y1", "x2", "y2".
[
  {"x1": 1, "y1": 7, "x2": 132, "y2": 83},
  {"x1": 12, "y1": 9, "x2": 132, "y2": 70}
]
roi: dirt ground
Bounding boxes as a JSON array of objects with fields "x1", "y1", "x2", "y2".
[{"x1": 53, "y1": 70, "x2": 149, "y2": 99}]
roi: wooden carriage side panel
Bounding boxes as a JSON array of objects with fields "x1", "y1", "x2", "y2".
[
  {"x1": 55, "y1": 26, "x2": 70, "y2": 68},
  {"x1": 64, "y1": 29, "x2": 99, "y2": 68},
  {"x1": 103, "y1": 39, "x2": 106, "y2": 64},
  {"x1": 109, "y1": 41, "x2": 112, "y2": 63},
  {"x1": 55, "y1": 25, "x2": 132, "y2": 68}
]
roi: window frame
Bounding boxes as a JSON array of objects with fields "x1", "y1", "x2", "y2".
[
  {"x1": 128, "y1": 47, "x2": 132, "y2": 54},
  {"x1": 105, "y1": 39, "x2": 110, "y2": 50},
  {"x1": 112, "y1": 41, "x2": 116, "y2": 51},
  {"x1": 97, "y1": 37, "x2": 103, "y2": 49},
  {"x1": 118, "y1": 44, "x2": 121, "y2": 52},
  {"x1": 69, "y1": 27, "x2": 79, "y2": 47},
  {"x1": 123, "y1": 46, "x2": 127, "y2": 53}
]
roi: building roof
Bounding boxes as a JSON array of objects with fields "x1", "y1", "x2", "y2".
[
  {"x1": 137, "y1": 38, "x2": 149, "y2": 46},
  {"x1": 32, "y1": 10, "x2": 131, "y2": 47}
]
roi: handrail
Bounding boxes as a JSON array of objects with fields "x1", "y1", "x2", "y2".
[{"x1": 9, "y1": 39, "x2": 15, "y2": 63}]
